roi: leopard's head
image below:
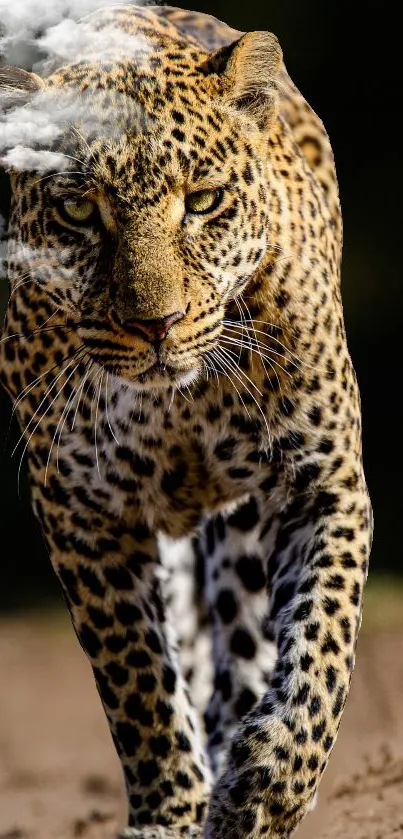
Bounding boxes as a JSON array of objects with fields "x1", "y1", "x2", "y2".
[{"x1": 1, "y1": 6, "x2": 282, "y2": 391}]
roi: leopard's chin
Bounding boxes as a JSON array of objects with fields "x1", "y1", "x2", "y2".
[
  {"x1": 131, "y1": 362, "x2": 200, "y2": 392},
  {"x1": 88, "y1": 354, "x2": 201, "y2": 392}
]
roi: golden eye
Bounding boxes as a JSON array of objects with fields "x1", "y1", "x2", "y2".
[
  {"x1": 185, "y1": 188, "x2": 223, "y2": 215},
  {"x1": 61, "y1": 198, "x2": 96, "y2": 223}
]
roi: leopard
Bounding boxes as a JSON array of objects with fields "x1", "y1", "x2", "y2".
[{"x1": 0, "y1": 5, "x2": 373, "y2": 838}]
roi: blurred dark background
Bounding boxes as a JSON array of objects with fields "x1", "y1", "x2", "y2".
[{"x1": 0, "y1": 1, "x2": 401, "y2": 610}]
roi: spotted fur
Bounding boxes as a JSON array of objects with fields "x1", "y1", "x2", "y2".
[{"x1": 0, "y1": 6, "x2": 372, "y2": 838}]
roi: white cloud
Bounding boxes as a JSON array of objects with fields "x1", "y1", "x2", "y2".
[
  {"x1": 1, "y1": 92, "x2": 69, "y2": 148},
  {"x1": 0, "y1": 85, "x2": 152, "y2": 174},
  {"x1": 38, "y1": 18, "x2": 148, "y2": 65},
  {"x1": 1, "y1": 145, "x2": 71, "y2": 172},
  {"x1": 0, "y1": 1, "x2": 151, "y2": 175},
  {"x1": 0, "y1": 88, "x2": 80, "y2": 173},
  {"x1": 0, "y1": 0, "x2": 126, "y2": 59},
  {"x1": 0, "y1": 0, "x2": 149, "y2": 72}
]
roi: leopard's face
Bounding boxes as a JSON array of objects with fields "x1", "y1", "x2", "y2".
[{"x1": 7, "y1": 32, "x2": 276, "y2": 391}]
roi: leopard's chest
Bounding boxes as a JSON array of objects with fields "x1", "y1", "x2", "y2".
[
  {"x1": 102, "y1": 395, "x2": 279, "y2": 535},
  {"x1": 25, "y1": 379, "x2": 283, "y2": 538}
]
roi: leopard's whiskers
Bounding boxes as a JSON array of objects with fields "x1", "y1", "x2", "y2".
[
  {"x1": 71, "y1": 361, "x2": 94, "y2": 431},
  {"x1": 214, "y1": 345, "x2": 272, "y2": 443},
  {"x1": 220, "y1": 335, "x2": 283, "y2": 394},
  {"x1": 94, "y1": 368, "x2": 105, "y2": 477},
  {"x1": 232, "y1": 296, "x2": 283, "y2": 393},
  {"x1": 71, "y1": 125, "x2": 97, "y2": 167},
  {"x1": 223, "y1": 319, "x2": 309, "y2": 370},
  {"x1": 176, "y1": 386, "x2": 193, "y2": 404},
  {"x1": 10, "y1": 338, "x2": 77, "y2": 425},
  {"x1": 221, "y1": 332, "x2": 293, "y2": 378},
  {"x1": 14, "y1": 346, "x2": 86, "y2": 490},
  {"x1": 209, "y1": 348, "x2": 254, "y2": 426},
  {"x1": 32, "y1": 170, "x2": 86, "y2": 188},
  {"x1": 46, "y1": 361, "x2": 87, "y2": 485},
  {"x1": 167, "y1": 386, "x2": 176, "y2": 413},
  {"x1": 12, "y1": 344, "x2": 85, "y2": 455},
  {"x1": 105, "y1": 371, "x2": 120, "y2": 445},
  {"x1": 0, "y1": 322, "x2": 74, "y2": 347},
  {"x1": 8, "y1": 272, "x2": 44, "y2": 299}
]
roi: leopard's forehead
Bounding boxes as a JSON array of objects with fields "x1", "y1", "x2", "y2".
[
  {"x1": 44, "y1": 29, "x2": 215, "y2": 140},
  {"x1": 40, "y1": 34, "x2": 243, "y2": 198},
  {"x1": 47, "y1": 35, "x2": 210, "y2": 96},
  {"x1": 37, "y1": 37, "x2": 254, "y2": 213}
]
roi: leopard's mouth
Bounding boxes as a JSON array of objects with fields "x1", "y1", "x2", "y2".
[
  {"x1": 132, "y1": 361, "x2": 200, "y2": 391},
  {"x1": 82, "y1": 339, "x2": 201, "y2": 390}
]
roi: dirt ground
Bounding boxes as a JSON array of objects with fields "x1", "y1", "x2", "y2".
[{"x1": 1, "y1": 589, "x2": 403, "y2": 839}]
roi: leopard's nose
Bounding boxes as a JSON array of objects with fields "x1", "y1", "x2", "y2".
[{"x1": 123, "y1": 311, "x2": 185, "y2": 344}]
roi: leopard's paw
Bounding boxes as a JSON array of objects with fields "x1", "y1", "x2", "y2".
[{"x1": 204, "y1": 714, "x2": 320, "y2": 839}]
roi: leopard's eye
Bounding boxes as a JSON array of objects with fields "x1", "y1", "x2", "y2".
[
  {"x1": 185, "y1": 188, "x2": 223, "y2": 215},
  {"x1": 61, "y1": 198, "x2": 96, "y2": 223}
]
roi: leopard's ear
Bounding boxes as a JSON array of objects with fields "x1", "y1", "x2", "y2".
[
  {"x1": 210, "y1": 32, "x2": 282, "y2": 129},
  {"x1": 0, "y1": 66, "x2": 44, "y2": 110}
]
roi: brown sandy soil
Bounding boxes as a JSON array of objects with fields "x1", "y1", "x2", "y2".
[{"x1": 1, "y1": 596, "x2": 403, "y2": 839}]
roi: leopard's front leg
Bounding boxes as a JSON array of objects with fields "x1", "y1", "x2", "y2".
[
  {"x1": 205, "y1": 473, "x2": 372, "y2": 838},
  {"x1": 31, "y1": 487, "x2": 211, "y2": 837}
]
